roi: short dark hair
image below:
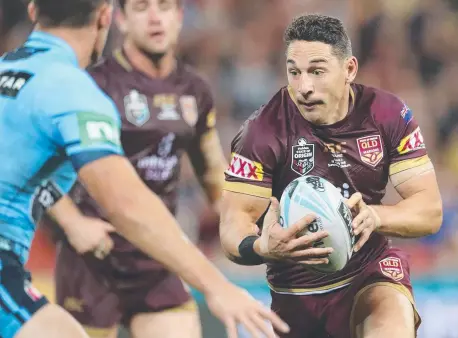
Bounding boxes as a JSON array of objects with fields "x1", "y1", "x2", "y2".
[
  {"x1": 0, "y1": 0, "x2": 30, "y2": 33},
  {"x1": 284, "y1": 14, "x2": 352, "y2": 59},
  {"x1": 117, "y1": 0, "x2": 182, "y2": 10},
  {"x1": 34, "y1": 0, "x2": 107, "y2": 27}
]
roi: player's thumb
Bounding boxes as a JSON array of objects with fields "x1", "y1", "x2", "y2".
[
  {"x1": 346, "y1": 192, "x2": 362, "y2": 209},
  {"x1": 103, "y1": 222, "x2": 116, "y2": 233}
]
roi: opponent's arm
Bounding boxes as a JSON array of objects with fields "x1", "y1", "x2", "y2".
[
  {"x1": 371, "y1": 159, "x2": 442, "y2": 237},
  {"x1": 79, "y1": 155, "x2": 230, "y2": 292},
  {"x1": 46, "y1": 194, "x2": 115, "y2": 256}
]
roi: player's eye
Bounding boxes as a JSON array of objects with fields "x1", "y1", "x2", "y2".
[
  {"x1": 159, "y1": 0, "x2": 174, "y2": 10},
  {"x1": 288, "y1": 69, "x2": 299, "y2": 76},
  {"x1": 311, "y1": 69, "x2": 325, "y2": 76},
  {"x1": 133, "y1": 0, "x2": 149, "y2": 11}
]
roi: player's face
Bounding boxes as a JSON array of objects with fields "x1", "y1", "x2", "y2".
[
  {"x1": 118, "y1": 0, "x2": 183, "y2": 55},
  {"x1": 286, "y1": 40, "x2": 357, "y2": 124}
]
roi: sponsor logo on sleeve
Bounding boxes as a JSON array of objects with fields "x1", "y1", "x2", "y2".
[
  {"x1": 0, "y1": 70, "x2": 33, "y2": 98},
  {"x1": 400, "y1": 105, "x2": 413, "y2": 124},
  {"x1": 180, "y1": 95, "x2": 199, "y2": 127},
  {"x1": 226, "y1": 153, "x2": 264, "y2": 181},
  {"x1": 291, "y1": 138, "x2": 315, "y2": 175},
  {"x1": 78, "y1": 112, "x2": 121, "y2": 147},
  {"x1": 357, "y1": 135, "x2": 384, "y2": 167},
  {"x1": 379, "y1": 257, "x2": 404, "y2": 281},
  {"x1": 397, "y1": 127, "x2": 425, "y2": 155}
]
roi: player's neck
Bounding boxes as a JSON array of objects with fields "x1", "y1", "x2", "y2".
[
  {"x1": 34, "y1": 26, "x2": 95, "y2": 68},
  {"x1": 319, "y1": 86, "x2": 352, "y2": 125},
  {"x1": 123, "y1": 40, "x2": 176, "y2": 79}
]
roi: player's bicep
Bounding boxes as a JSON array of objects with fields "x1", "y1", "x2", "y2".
[
  {"x1": 390, "y1": 160, "x2": 438, "y2": 199},
  {"x1": 389, "y1": 155, "x2": 434, "y2": 188},
  {"x1": 53, "y1": 110, "x2": 124, "y2": 171}
]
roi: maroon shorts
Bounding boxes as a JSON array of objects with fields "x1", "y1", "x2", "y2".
[
  {"x1": 54, "y1": 235, "x2": 193, "y2": 329},
  {"x1": 270, "y1": 247, "x2": 421, "y2": 338}
]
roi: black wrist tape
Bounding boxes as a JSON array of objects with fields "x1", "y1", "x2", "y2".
[{"x1": 237, "y1": 235, "x2": 264, "y2": 265}]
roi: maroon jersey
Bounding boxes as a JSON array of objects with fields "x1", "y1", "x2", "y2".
[
  {"x1": 71, "y1": 49, "x2": 216, "y2": 229},
  {"x1": 224, "y1": 84, "x2": 429, "y2": 293}
]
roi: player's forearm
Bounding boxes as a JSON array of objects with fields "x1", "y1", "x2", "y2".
[
  {"x1": 47, "y1": 195, "x2": 85, "y2": 236},
  {"x1": 108, "y1": 192, "x2": 230, "y2": 295},
  {"x1": 371, "y1": 190, "x2": 442, "y2": 237}
]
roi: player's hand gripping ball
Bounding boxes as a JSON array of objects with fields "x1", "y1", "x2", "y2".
[{"x1": 279, "y1": 176, "x2": 355, "y2": 273}]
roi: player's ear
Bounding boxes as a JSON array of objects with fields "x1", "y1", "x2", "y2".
[
  {"x1": 28, "y1": 1, "x2": 37, "y2": 23},
  {"x1": 345, "y1": 56, "x2": 358, "y2": 83},
  {"x1": 115, "y1": 7, "x2": 127, "y2": 34},
  {"x1": 97, "y1": 1, "x2": 113, "y2": 30}
]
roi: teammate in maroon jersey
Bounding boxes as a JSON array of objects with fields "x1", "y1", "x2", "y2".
[
  {"x1": 220, "y1": 14, "x2": 442, "y2": 338},
  {"x1": 43, "y1": 1, "x2": 289, "y2": 338}
]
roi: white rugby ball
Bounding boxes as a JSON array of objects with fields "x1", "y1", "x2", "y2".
[{"x1": 279, "y1": 175, "x2": 355, "y2": 273}]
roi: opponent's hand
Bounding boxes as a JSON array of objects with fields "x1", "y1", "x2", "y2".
[
  {"x1": 346, "y1": 192, "x2": 381, "y2": 252},
  {"x1": 64, "y1": 216, "x2": 115, "y2": 258},
  {"x1": 206, "y1": 281, "x2": 289, "y2": 338},
  {"x1": 258, "y1": 197, "x2": 333, "y2": 265}
]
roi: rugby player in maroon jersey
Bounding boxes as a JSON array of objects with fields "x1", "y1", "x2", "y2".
[
  {"x1": 220, "y1": 14, "x2": 442, "y2": 338},
  {"x1": 42, "y1": 1, "x2": 290, "y2": 337}
]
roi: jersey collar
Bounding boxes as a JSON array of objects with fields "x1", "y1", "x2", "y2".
[{"x1": 27, "y1": 31, "x2": 79, "y2": 66}]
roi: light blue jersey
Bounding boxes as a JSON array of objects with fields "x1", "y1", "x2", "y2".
[{"x1": 0, "y1": 32, "x2": 124, "y2": 263}]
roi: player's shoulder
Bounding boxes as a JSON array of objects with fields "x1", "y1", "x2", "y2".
[
  {"x1": 178, "y1": 62, "x2": 213, "y2": 96},
  {"x1": 39, "y1": 63, "x2": 115, "y2": 115},
  {"x1": 355, "y1": 83, "x2": 409, "y2": 125},
  {"x1": 233, "y1": 87, "x2": 288, "y2": 145}
]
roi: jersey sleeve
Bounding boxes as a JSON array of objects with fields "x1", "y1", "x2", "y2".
[
  {"x1": 38, "y1": 67, "x2": 124, "y2": 171},
  {"x1": 223, "y1": 112, "x2": 280, "y2": 199},
  {"x1": 378, "y1": 95, "x2": 429, "y2": 176},
  {"x1": 186, "y1": 78, "x2": 218, "y2": 178}
]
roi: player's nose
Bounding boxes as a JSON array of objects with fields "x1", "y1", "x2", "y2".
[{"x1": 298, "y1": 78, "x2": 314, "y2": 97}]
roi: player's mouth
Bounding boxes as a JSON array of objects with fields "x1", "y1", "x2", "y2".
[
  {"x1": 149, "y1": 31, "x2": 165, "y2": 40},
  {"x1": 298, "y1": 100, "x2": 323, "y2": 110}
]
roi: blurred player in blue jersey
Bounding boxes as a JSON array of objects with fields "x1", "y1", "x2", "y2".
[{"x1": 0, "y1": 1, "x2": 290, "y2": 338}]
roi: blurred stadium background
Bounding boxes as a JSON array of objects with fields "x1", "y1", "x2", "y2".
[{"x1": 22, "y1": 0, "x2": 458, "y2": 337}]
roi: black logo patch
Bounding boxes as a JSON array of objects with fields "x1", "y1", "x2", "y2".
[
  {"x1": 305, "y1": 176, "x2": 325, "y2": 192},
  {"x1": 31, "y1": 181, "x2": 63, "y2": 222},
  {"x1": 0, "y1": 70, "x2": 33, "y2": 98},
  {"x1": 337, "y1": 200, "x2": 355, "y2": 247},
  {"x1": 291, "y1": 138, "x2": 315, "y2": 176}
]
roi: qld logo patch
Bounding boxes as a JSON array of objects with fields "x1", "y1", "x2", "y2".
[
  {"x1": 291, "y1": 138, "x2": 315, "y2": 176},
  {"x1": 357, "y1": 135, "x2": 384, "y2": 167},
  {"x1": 379, "y1": 257, "x2": 404, "y2": 281},
  {"x1": 397, "y1": 127, "x2": 425, "y2": 155},
  {"x1": 226, "y1": 153, "x2": 264, "y2": 181}
]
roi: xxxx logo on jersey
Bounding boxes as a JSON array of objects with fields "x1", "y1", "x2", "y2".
[
  {"x1": 226, "y1": 153, "x2": 264, "y2": 181},
  {"x1": 397, "y1": 127, "x2": 425, "y2": 155}
]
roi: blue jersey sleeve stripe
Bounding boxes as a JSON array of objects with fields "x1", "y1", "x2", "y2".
[
  {"x1": 66, "y1": 143, "x2": 123, "y2": 156},
  {"x1": 70, "y1": 150, "x2": 123, "y2": 171},
  {"x1": 51, "y1": 110, "x2": 88, "y2": 120},
  {"x1": 64, "y1": 140, "x2": 81, "y2": 148}
]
